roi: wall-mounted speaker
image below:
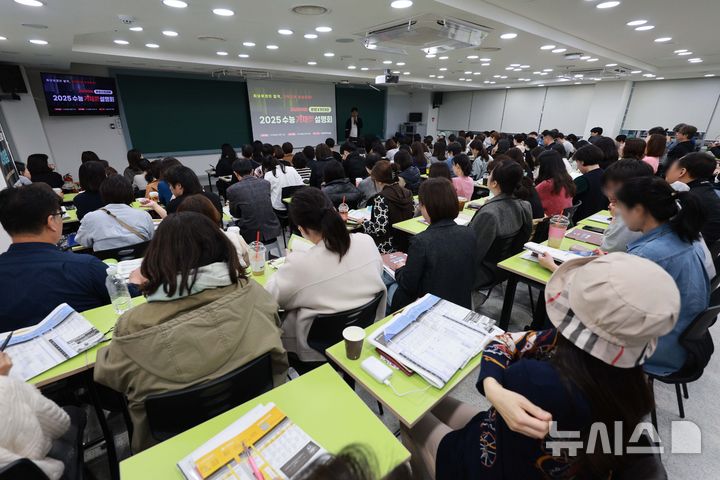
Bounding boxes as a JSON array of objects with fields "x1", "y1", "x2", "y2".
[
  {"x1": 0, "y1": 65, "x2": 27, "y2": 94},
  {"x1": 432, "y1": 92, "x2": 443, "y2": 108}
]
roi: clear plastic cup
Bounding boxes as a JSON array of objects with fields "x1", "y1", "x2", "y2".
[
  {"x1": 548, "y1": 215, "x2": 570, "y2": 249},
  {"x1": 338, "y1": 202, "x2": 349, "y2": 222},
  {"x1": 248, "y1": 241, "x2": 266, "y2": 276},
  {"x1": 148, "y1": 191, "x2": 159, "y2": 202}
]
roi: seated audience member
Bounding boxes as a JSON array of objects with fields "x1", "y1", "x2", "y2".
[
  {"x1": 428, "y1": 162, "x2": 451, "y2": 180},
  {"x1": 282, "y1": 142, "x2": 294, "y2": 164},
  {"x1": 321, "y1": 160, "x2": 362, "y2": 208},
  {"x1": 666, "y1": 124, "x2": 698, "y2": 166},
  {"x1": 364, "y1": 161, "x2": 414, "y2": 253},
  {"x1": 176, "y1": 194, "x2": 250, "y2": 268},
  {"x1": 81, "y1": 150, "x2": 100, "y2": 163},
  {"x1": 469, "y1": 139, "x2": 492, "y2": 180},
  {"x1": 385, "y1": 138, "x2": 399, "y2": 162},
  {"x1": 593, "y1": 136, "x2": 619, "y2": 170},
  {"x1": 615, "y1": 134, "x2": 627, "y2": 157},
  {"x1": 123, "y1": 149, "x2": 144, "y2": 184},
  {"x1": 535, "y1": 150, "x2": 576, "y2": 216},
  {"x1": 470, "y1": 160, "x2": 532, "y2": 288},
  {"x1": 215, "y1": 144, "x2": 236, "y2": 178},
  {"x1": 357, "y1": 154, "x2": 381, "y2": 207},
  {"x1": 132, "y1": 158, "x2": 150, "y2": 192},
  {"x1": 600, "y1": 159, "x2": 654, "y2": 252},
  {"x1": 165, "y1": 165, "x2": 223, "y2": 215},
  {"x1": 12, "y1": 161, "x2": 32, "y2": 187},
  {"x1": 665, "y1": 152, "x2": 720, "y2": 246},
  {"x1": 27, "y1": 154, "x2": 63, "y2": 189},
  {"x1": 395, "y1": 150, "x2": 421, "y2": 194},
  {"x1": 410, "y1": 141, "x2": 428, "y2": 173},
  {"x1": 301, "y1": 145, "x2": 316, "y2": 164},
  {"x1": 643, "y1": 133, "x2": 666, "y2": 173},
  {"x1": 263, "y1": 155, "x2": 304, "y2": 212},
  {"x1": 430, "y1": 142, "x2": 447, "y2": 165},
  {"x1": 501, "y1": 152, "x2": 544, "y2": 218},
  {"x1": 265, "y1": 188, "x2": 385, "y2": 362},
  {"x1": 310, "y1": 143, "x2": 335, "y2": 188},
  {"x1": 371, "y1": 142, "x2": 388, "y2": 160},
  {"x1": 389, "y1": 178, "x2": 476, "y2": 310},
  {"x1": 74, "y1": 161, "x2": 107, "y2": 220},
  {"x1": 95, "y1": 212, "x2": 287, "y2": 452},
  {"x1": 341, "y1": 143, "x2": 366, "y2": 181},
  {"x1": 326, "y1": 138, "x2": 342, "y2": 161},
  {"x1": 616, "y1": 176, "x2": 709, "y2": 376},
  {"x1": 292, "y1": 152, "x2": 312, "y2": 183},
  {"x1": 75, "y1": 175, "x2": 154, "y2": 252},
  {"x1": 227, "y1": 159, "x2": 282, "y2": 243},
  {"x1": 451, "y1": 154, "x2": 474, "y2": 200},
  {"x1": 143, "y1": 159, "x2": 162, "y2": 198},
  {"x1": 157, "y1": 157, "x2": 182, "y2": 205},
  {"x1": 620, "y1": 138, "x2": 646, "y2": 163},
  {"x1": 404, "y1": 253, "x2": 679, "y2": 480},
  {"x1": 273, "y1": 145, "x2": 285, "y2": 162},
  {"x1": 300, "y1": 446, "x2": 411, "y2": 480},
  {"x1": 444, "y1": 142, "x2": 463, "y2": 177},
  {"x1": 572, "y1": 144, "x2": 608, "y2": 222},
  {"x1": 588, "y1": 125, "x2": 603, "y2": 143},
  {"x1": 0, "y1": 184, "x2": 110, "y2": 330}
]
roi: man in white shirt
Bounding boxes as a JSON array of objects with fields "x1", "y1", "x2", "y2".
[{"x1": 344, "y1": 107, "x2": 363, "y2": 143}]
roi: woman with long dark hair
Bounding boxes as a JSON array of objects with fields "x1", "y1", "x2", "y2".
[
  {"x1": 123, "y1": 149, "x2": 144, "y2": 183},
  {"x1": 535, "y1": 150, "x2": 576, "y2": 216},
  {"x1": 363, "y1": 160, "x2": 414, "y2": 253},
  {"x1": 265, "y1": 188, "x2": 385, "y2": 362},
  {"x1": 215, "y1": 143, "x2": 237, "y2": 177},
  {"x1": 410, "y1": 141, "x2": 428, "y2": 173},
  {"x1": 262, "y1": 155, "x2": 304, "y2": 212},
  {"x1": 27, "y1": 153, "x2": 63, "y2": 188},
  {"x1": 430, "y1": 142, "x2": 447, "y2": 165},
  {"x1": 73, "y1": 160, "x2": 107, "y2": 219},
  {"x1": 469, "y1": 139, "x2": 491, "y2": 180}
]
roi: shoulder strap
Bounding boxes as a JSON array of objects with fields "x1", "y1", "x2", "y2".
[{"x1": 101, "y1": 208, "x2": 148, "y2": 241}]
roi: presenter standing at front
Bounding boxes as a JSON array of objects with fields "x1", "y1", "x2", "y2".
[{"x1": 345, "y1": 106, "x2": 363, "y2": 144}]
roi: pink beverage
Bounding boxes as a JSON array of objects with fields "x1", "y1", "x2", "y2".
[
  {"x1": 547, "y1": 215, "x2": 570, "y2": 248},
  {"x1": 338, "y1": 202, "x2": 349, "y2": 222}
]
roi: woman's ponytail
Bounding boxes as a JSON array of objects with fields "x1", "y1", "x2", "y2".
[
  {"x1": 289, "y1": 188, "x2": 351, "y2": 261},
  {"x1": 671, "y1": 191, "x2": 706, "y2": 243}
]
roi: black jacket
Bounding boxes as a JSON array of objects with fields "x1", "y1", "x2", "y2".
[
  {"x1": 343, "y1": 152, "x2": 367, "y2": 181},
  {"x1": 573, "y1": 168, "x2": 608, "y2": 223},
  {"x1": 309, "y1": 156, "x2": 335, "y2": 188},
  {"x1": 73, "y1": 191, "x2": 106, "y2": 220},
  {"x1": 399, "y1": 166, "x2": 421, "y2": 194},
  {"x1": 344, "y1": 117, "x2": 363, "y2": 139},
  {"x1": 666, "y1": 141, "x2": 696, "y2": 166},
  {"x1": 321, "y1": 179, "x2": 362, "y2": 208},
  {"x1": 688, "y1": 179, "x2": 720, "y2": 246},
  {"x1": 32, "y1": 172, "x2": 64, "y2": 189},
  {"x1": 393, "y1": 219, "x2": 477, "y2": 310},
  {"x1": 215, "y1": 156, "x2": 235, "y2": 177}
]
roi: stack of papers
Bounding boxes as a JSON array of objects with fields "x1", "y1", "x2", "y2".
[
  {"x1": 2, "y1": 304, "x2": 106, "y2": 381},
  {"x1": 381, "y1": 252, "x2": 407, "y2": 279},
  {"x1": 587, "y1": 213, "x2": 613, "y2": 224},
  {"x1": 522, "y1": 242, "x2": 588, "y2": 264},
  {"x1": 369, "y1": 295, "x2": 503, "y2": 388},
  {"x1": 177, "y1": 403, "x2": 326, "y2": 480},
  {"x1": 348, "y1": 207, "x2": 372, "y2": 223},
  {"x1": 116, "y1": 258, "x2": 143, "y2": 281},
  {"x1": 287, "y1": 234, "x2": 313, "y2": 253}
]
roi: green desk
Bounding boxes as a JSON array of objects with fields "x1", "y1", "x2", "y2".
[
  {"x1": 63, "y1": 192, "x2": 78, "y2": 203},
  {"x1": 119, "y1": 364, "x2": 410, "y2": 479},
  {"x1": 63, "y1": 208, "x2": 78, "y2": 224},
  {"x1": 326, "y1": 315, "x2": 486, "y2": 428},
  {"x1": 392, "y1": 201, "x2": 484, "y2": 236},
  {"x1": 577, "y1": 210, "x2": 612, "y2": 230}
]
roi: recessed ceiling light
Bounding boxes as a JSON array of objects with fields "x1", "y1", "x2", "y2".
[
  {"x1": 643, "y1": 73, "x2": 656, "y2": 77},
  {"x1": 705, "y1": 74, "x2": 715, "y2": 77},
  {"x1": 464, "y1": 70, "x2": 472, "y2": 74},
  {"x1": 459, "y1": 78, "x2": 465, "y2": 81},
  {"x1": 0, "y1": 36, "x2": 7, "y2": 41},
  {"x1": 631, "y1": 70, "x2": 642, "y2": 74},
  {"x1": 533, "y1": 71, "x2": 541, "y2": 74},
  {"x1": 129, "y1": 26, "x2": 144, "y2": 32},
  {"x1": 481, "y1": 63, "x2": 490, "y2": 66},
  {"x1": 538, "y1": 84, "x2": 544, "y2": 87},
  {"x1": 493, "y1": 75, "x2": 500, "y2": 78},
  {"x1": 29, "y1": 39, "x2": 48, "y2": 45},
  {"x1": 520, "y1": 64, "x2": 530, "y2": 68},
  {"x1": 674, "y1": 49, "x2": 688, "y2": 53},
  {"x1": 480, "y1": 58, "x2": 491, "y2": 62},
  {"x1": 403, "y1": 71, "x2": 410, "y2": 75},
  {"x1": 552, "y1": 48, "x2": 567, "y2": 53},
  {"x1": 425, "y1": 54, "x2": 436, "y2": 58},
  {"x1": 587, "y1": 58, "x2": 599, "y2": 62},
  {"x1": 539, "y1": 72, "x2": 548, "y2": 76},
  {"x1": 500, "y1": 33, "x2": 518, "y2": 39},
  {"x1": 596, "y1": 1, "x2": 620, "y2": 8},
  {"x1": 303, "y1": 33, "x2": 318, "y2": 39},
  {"x1": 392, "y1": 70, "x2": 400, "y2": 74},
  {"x1": 635, "y1": 25, "x2": 655, "y2": 31},
  {"x1": 238, "y1": 53, "x2": 249, "y2": 58},
  {"x1": 390, "y1": 0, "x2": 413, "y2": 8},
  {"x1": 500, "y1": 75, "x2": 507, "y2": 79},
  {"x1": 14, "y1": 0, "x2": 44, "y2": 5},
  {"x1": 266, "y1": 44, "x2": 279, "y2": 50},
  {"x1": 213, "y1": 8, "x2": 234, "y2": 16},
  {"x1": 396, "y1": 62, "x2": 405, "y2": 66},
  {"x1": 114, "y1": 40, "x2": 129, "y2": 45},
  {"x1": 439, "y1": 67, "x2": 447, "y2": 71},
  {"x1": 605, "y1": 63, "x2": 617, "y2": 67},
  {"x1": 473, "y1": 72, "x2": 481, "y2": 75},
  {"x1": 575, "y1": 82, "x2": 582, "y2": 85},
  {"x1": 437, "y1": 75, "x2": 444, "y2": 79},
  {"x1": 513, "y1": 68, "x2": 522, "y2": 72},
  {"x1": 323, "y1": 52, "x2": 334, "y2": 57},
  {"x1": 216, "y1": 51, "x2": 228, "y2": 56},
  {"x1": 348, "y1": 65, "x2": 356, "y2": 69},
  {"x1": 505, "y1": 67, "x2": 514, "y2": 71},
  {"x1": 580, "y1": 55, "x2": 591, "y2": 60},
  {"x1": 656, "y1": 77, "x2": 664, "y2": 80},
  {"x1": 439, "y1": 55, "x2": 448, "y2": 60},
  {"x1": 654, "y1": 37, "x2": 672, "y2": 43},
  {"x1": 677, "y1": 51, "x2": 693, "y2": 56},
  {"x1": 162, "y1": 30, "x2": 179, "y2": 37},
  {"x1": 278, "y1": 29, "x2": 293, "y2": 35},
  {"x1": 543, "y1": 68, "x2": 553, "y2": 72},
  {"x1": 429, "y1": 74, "x2": 436, "y2": 77},
  {"x1": 360, "y1": 67, "x2": 369, "y2": 71},
  {"x1": 627, "y1": 19, "x2": 647, "y2": 26},
  {"x1": 540, "y1": 45, "x2": 556, "y2": 50},
  {"x1": 510, "y1": 63, "x2": 520, "y2": 67},
  {"x1": 146, "y1": 43, "x2": 160, "y2": 48},
  {"x1": 307, "y1": 61, "x2": 317, "y2": 65},
  {"x1": 465, "y1": 79, "x2": 472, "y2": 82},
  {"x1": 383, "y1": 60, "x2": 392, "y2": 64},
  {"x1": 466, "y1": 55, "x2": 479, "y2": 59},
  {"x1": 689, "y1": 58, "x2": 703, "y2": 63},
  {"x1": 506, "y1": 86, "x2": 511, "y2": 89},
  {"x1": 483, "y1": 80, "x2": 490, "y2": 84},
  {"x1": 162, "y1": 0, "x2": 187, "y2": 8},
  {"x1": 315, "y1": 26, "x2": 332, "y2": 33},
  {"x1": 243, "y1": 42, "x2": 255, "y2": 47}
]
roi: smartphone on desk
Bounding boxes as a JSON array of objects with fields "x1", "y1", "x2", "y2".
[{"x1": 583, "y1": 225, "x2": 606, "y2": 234}]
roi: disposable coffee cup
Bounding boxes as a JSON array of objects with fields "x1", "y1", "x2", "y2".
[
  {"x1": 343, "y1": 326, "x2": 365, "y2": 360},
  {"x1": 149, "y1": 191, "x2": 159, "y2": 201}
]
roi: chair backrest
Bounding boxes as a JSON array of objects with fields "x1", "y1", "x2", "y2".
[
  {"x1": 281, "y1": 184, "x2": 307, "y2": 200},
  {"x1": 307, "y1": 291, "x2": 385, "y2": 356},
  {"x1": 144, "y1": 353, "x2": 274, "y2": 442},
  {"x1": 709, "y1": 239, "x2": 720, "y2": 274},
  {"x1": 678, "y1": 304, "x2": 719, "y2": 375},
  {"x1": 0, "y1": 459, "x2": 49, "y2": 480},
  {"x1": 92, "y1": 240, "x2": 150, "y2": 261},
  {"x1": 531, "y1": 217, "x2": 550, "y2": 244},
  {"x1": 563, "y1": 200, "x2": 582, "y2": 225}
]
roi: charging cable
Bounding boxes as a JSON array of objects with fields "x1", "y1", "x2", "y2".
[{"x1": 384, "y1": 379, "x2": 431, "y2": 397}]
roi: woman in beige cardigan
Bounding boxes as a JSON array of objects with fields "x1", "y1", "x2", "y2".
[{"x1": 265, "y1": 187, "x2": 386, "y2": 362}]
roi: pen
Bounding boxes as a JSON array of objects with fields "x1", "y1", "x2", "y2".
[
  {"x1": 243, "y1": 442, "x2": 265, "y2": 480},
  {"x1": 0, "y1": 331, "x2": 13, "y2": 351}
]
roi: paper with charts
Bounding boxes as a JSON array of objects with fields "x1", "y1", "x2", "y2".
[
  {"x1": 369, "y1": 294, "x2": 504, "y2": 389},
  {"x1": 177, "y1": 403, "x2": 326, "y2": 480},
  {"x1": 1, "y1": 303, "x2": 106, "y2": 381}
]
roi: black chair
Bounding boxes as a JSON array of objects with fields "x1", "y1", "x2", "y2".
[
  {"x1": 145, "y1": 353, "x2": 274, "y2": 442},
  {"x1": 474, "y1": 228, "x2": 532, "y2": 307},
  {"x1": 0, "y1": 459, "x2": 49, "y2": 480},
  {"x1": 648, "y1": 304, "x2": 719, "y2": 429},
  {"x1": 276, "y1": 185, "x2": 309, "y2": 248},
  {"x1": 93, "y1": 241, "x2": 150, "y2": 261},
  {"x1": 562, "y1": 200, "x2": 582, "y2": 226},
  {"x1": 709, "y1": 239, "x2": 720, "y2": 284}
]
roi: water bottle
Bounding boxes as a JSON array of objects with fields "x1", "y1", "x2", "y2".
[{"x1": 105, "y1": 266, "x2": 132, "y2": 314}]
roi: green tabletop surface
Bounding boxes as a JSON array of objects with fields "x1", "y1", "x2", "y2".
[
  {"x1": 63, "y1": 192, "x2": 78, "y2": 203},
  {"x1": 326, "y1": 314, "x2": 488, "y2": 428},
  {"x1": 577, "y1": 210, "x2": 612, "y2": 229},
  {"x1": 63, "y1": 208, "x2": 78, "y2": 224},
  {"x1": 119, "y1": 364, "x2": 410, "y2": 479},
  {"x1": 392, "y1": 200, "x2": 484, "y2": 236}
]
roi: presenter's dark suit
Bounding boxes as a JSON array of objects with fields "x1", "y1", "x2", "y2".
[{"x1": 344, "y1": 117, "x2": 363, "y2": 141}]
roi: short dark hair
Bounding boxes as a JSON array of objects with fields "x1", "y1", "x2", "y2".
[
  {"x1": 672, "y1": 123, "x2": 686, "y2": 133},
  {"x1": 325, "y1": 138, "x2": 336, "y2": 148},
  {"x1": 679, "y1": 124, "x2": 697, "y2": 138},
  {"x1": 302, "y1": 145, "x2": 315, "y2": 161},
  {"x1": 447, "y1": 142, "x2": 463, "y2": 155},
  {"x1": 141, "y1": 212, "x2": 244, "y2": 296},
  {"x1": 0, "y1": 183, "x2": 61, "y2": 236},
  {"x1": 371, "y1": 143, "x2": 387, "y2": 157},
  {"x1": 593, "y1": 136, "x2": 619, "y2": 165},
  {"x1": 81, "y1": 151, "x2": 100, "y2": 163},
  {"x1": 289, "y1": 187, "x2": 350, "y2": 260},
  {"x1": 315, "y1": 143, "x2": 333, "y2": 160},
  {"x1": 428, "y1": 162, "x2": 451, "y2": 179},
  {"x1": 340, "y1": 142, "x2": 356, "y2": 155},
  {"x1": 350, "y1": 107, "x2": 358, "y2": 113},
  {"x1": 160, "y1": 157, "x2": 182, "y2": 179},
  {"x1": 647, "y1": 126, "x2": 666, "y2": 136},
  {"x1": 490, "y1": 160, "x2": 524, "y2": 195},
  {"x1": 364, "y1": 153, "x2": 381, "y2": 170},
  {"x1": 27, "y1": 153, "x2": 52, "y2": 176},
  {"x1": 590, "y1": 127, "x2": 604, "y2": 135},
  {"x1": 371, "y1": 160, "x2": 399, "y2": 184},
  {"x1": 676, "y1": 152, "x2": 716, "y2": 180},
  {"x1": 322, "y1": 160, "x2": 346, "y2": 183},
  {"x1": 394, "y1": 150, "x2": 413, "y2": 171},
  {"x1": 622, "y1": 138, "x2": 646, "y2": 161},
  {"x1": 232, "y1": 159, "x2": 254, "y2": 176},
  {"x1": 127, "y1": 149, "x2": 143, "y2": 170},
  {"x1": 146, "y1": 159, "x2": 163, "y2": 183},
  {"x1": 602, "y1": 159, "x2": 654, "y2": 186},
  {"x1": 452, "y1": 153, "x2": 472, "y2": 176},
  {"x1": 176, "y1": 194, "x2": 221, "y2": 225},
  {"x1": 573, "y1": 144, "x2": 604, "y2": 166},
  {"x1": 164, "y1": 165, "x2": 203, "y2": 195},
  {"x1": 615, "y1": 135, "x2": 627, "y2": 143},
  {"x1": 282, "y1": 142, "x2": 294, "y2": 154},
  {"x1": 79, "y1": 160, "x2": 107, "y2": 192},
  {"x1": 100, "y1": 174, "x2": 134, "y2": 204},
  {"x1": 241, "y1": 144, "x2": 254, "y2": 158},
  {"x1": 646, "y1": 134, "x2": 667, "y2": 158},
  {"x1": 419, "y1": 178, "x2": 458, "y2": 222},
  {"x1": 292, "y1": 152, "x2": 308, "y2": 169}
]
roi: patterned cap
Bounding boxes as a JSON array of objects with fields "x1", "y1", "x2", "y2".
[{"x1": 544, "y1": 253, "x2": 680, "y2": 368}]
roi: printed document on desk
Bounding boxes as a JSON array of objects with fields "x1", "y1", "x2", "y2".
[
  {"x1": 177, "y1": 402, "x2": 326, "y2": 480},
  {"x1": 369, "y1": 294, "x2": 503, "y2": 388},
  {"x1": 2, "y1": 303, "x2": 106, "y2": 381}
]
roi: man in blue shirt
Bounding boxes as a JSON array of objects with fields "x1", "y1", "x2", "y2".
[
  {"x1": 445, "y1": 141, "x2": 462, "y2": 178},
  {"x1": 0, "y1": 183, "x2": 110, "y2": 331}
]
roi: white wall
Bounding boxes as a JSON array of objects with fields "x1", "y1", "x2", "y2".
[
  {"x1": 583, "y1": 81, "x2": 632, "y2": 138},
  {"x1": 469, "y1": 90, "x2": 506, "y2": 131},
  {"x1": 384, "y1": 88, "x2": 433, "y2": 138},
  {"x1": 542, "y1": 84, "x2": 594, "y2": 134},
  {"x1": 437, "y1": 91, "x2": 472, "y2": 131},
  {"x1": 501, "y1": 88, "x2": 545, "y2": 132}
]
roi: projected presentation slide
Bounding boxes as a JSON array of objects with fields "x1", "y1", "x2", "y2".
[{"x1": 247, "y1": 80, "x2": 336, "y2": 145}]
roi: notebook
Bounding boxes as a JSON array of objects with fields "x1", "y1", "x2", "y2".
[
  {"x1": 523, "y1": 242, "x2": 591, "y2": 264},
  {"x1": 381, "y1": 252, "x2": 407, "y2": 279},
  {"x1": 348, "y1": 207, "x2": 372, "y2": 223},
  {"x1": 587, "y1": 213, "x2": 613, "y2": 224},
  {"x1": 565, "y1": 228, "x2": 604, "y2": 246}
]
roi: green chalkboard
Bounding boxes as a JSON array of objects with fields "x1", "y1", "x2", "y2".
[
  {"x1": 116, "y1": 74, "x2": 252, "y2": 155},
  {"x1": 335, "y1": 86, "x2": 386, "y2": 141}
]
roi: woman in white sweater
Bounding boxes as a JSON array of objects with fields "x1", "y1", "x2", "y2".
[
  {"x1": 0, "y1": 352, "x2": 70, "y2": 479},
  {"x1": 262, "y1": 155, "x2": 304, "y2": 212},
  {"x1": 265, "y1": 187, "x2": 386, "y2": 362}
]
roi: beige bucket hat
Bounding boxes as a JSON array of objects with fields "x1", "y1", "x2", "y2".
[{"x1": 544, "y1": 252, "x2": 680, "y2": 368}]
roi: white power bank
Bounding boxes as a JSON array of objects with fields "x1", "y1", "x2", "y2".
[{"x1": 361, "y1": 356, "x2": 393, "y2": 384}]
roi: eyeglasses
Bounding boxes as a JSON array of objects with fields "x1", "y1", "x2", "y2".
[{"x1": 51, "y1": 211, "x2": 63, "y2": 218}]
